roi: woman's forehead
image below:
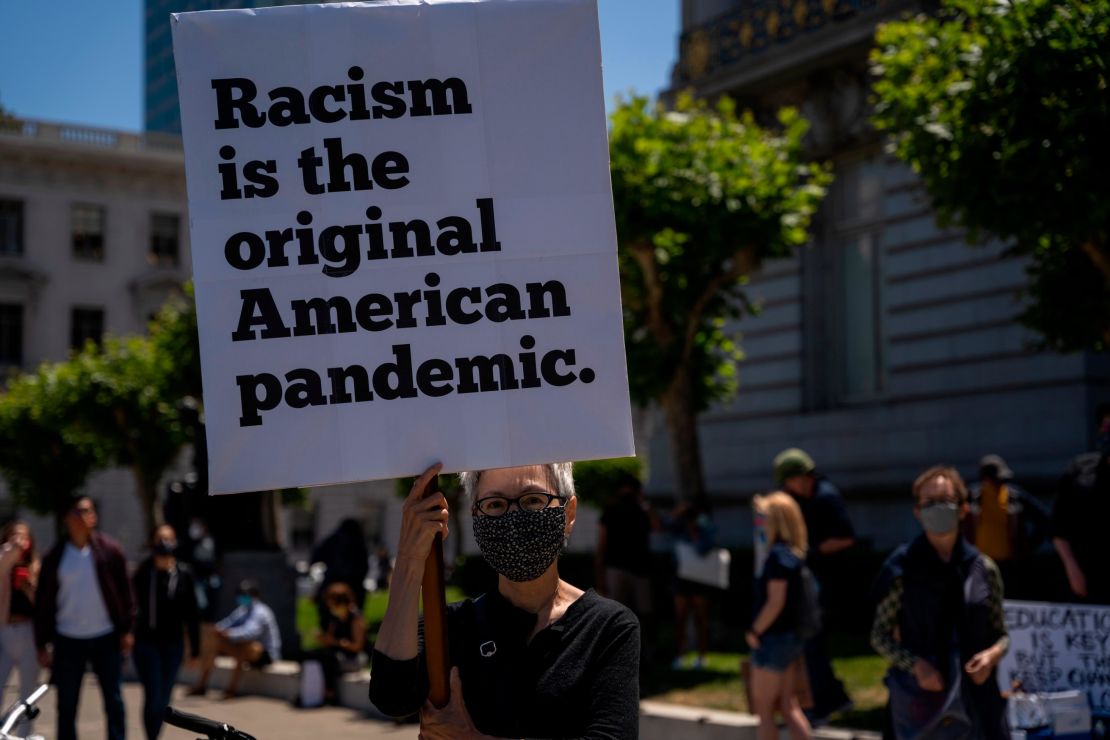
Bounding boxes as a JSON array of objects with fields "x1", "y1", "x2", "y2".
[
  {"x1": 918, "y1": 475, "x2": 957, "y2": 502},
  {"x1": 476, "y1": 465, "x2": 551, "y2": 496}
]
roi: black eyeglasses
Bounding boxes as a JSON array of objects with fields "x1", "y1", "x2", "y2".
[{"x1": 473, "y1": 492, "x2": 567, "y2": 517}]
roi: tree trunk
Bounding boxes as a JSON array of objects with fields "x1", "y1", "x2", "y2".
[
  {"x1": 133, "y1": 466, "x2": 162, "y2": 537},
  {"x1": 1078, "y1": 240, "x2": 1110, "y2": 347},
  {"x1": 1080, "y1": 239, "x2": 1110, "y2": 285},
  {"x1": 661, "y1": 364, "x2": 707, "y2": 504}
]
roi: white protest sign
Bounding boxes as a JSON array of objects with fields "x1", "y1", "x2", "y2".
[
  {"x1": 998, "y1": 599, "x2": 1110, "y2": 711},
  {"x1": 171, "y1": 0, "x2": 633, "y2": 494}
]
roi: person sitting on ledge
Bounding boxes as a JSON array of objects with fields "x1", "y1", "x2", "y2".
[{"x1": 188, "y1": 579, "x2": 281, "y2": 699}]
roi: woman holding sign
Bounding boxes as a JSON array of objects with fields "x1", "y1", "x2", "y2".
[
  {"x1": 369, "y1": 463, "x2": 640, "y2": 739},
  {"x1": 871, "y1": 466, "x2": 1009, "y2": 740}
]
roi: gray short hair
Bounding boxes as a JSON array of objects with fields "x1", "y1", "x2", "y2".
[{"x1": 459, "y1": 463, "x2": 576, "y2": 502}]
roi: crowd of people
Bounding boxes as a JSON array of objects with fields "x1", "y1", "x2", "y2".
[
  {"x1": 1, "y1": 406, "x2": 1108, "y2": 738},
  {"x1": 0, "y1": 497, "x2": 292, "y2": 739},
  {"x1": 585, "y1": 405, "x2": 1110, "y2": 739}
]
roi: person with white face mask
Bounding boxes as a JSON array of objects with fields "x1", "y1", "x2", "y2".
[
  {"x1": 871, "y1": 466, "x2": 1010, "y2": 740},
  {"x1": 369, "y1": 463, "x2": 640, "y2": 739}
]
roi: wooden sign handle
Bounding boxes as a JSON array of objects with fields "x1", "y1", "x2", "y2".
[{"x1": 421, "y1": 474, "x2": 450, "y2": 709}]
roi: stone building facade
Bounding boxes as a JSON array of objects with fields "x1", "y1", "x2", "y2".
[
  {"x1": 652, "y1": 0, "x2": 1110, "y2": 547},
  {"x1": 0, "y1": 118, "x2": 192, "y2": 555},
  {"x1": 0, "y1": 117, "x2": 604, "y2": 563}
]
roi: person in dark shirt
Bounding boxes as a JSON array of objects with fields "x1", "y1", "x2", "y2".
[
  {"x1": 596, "y1": 474, "x2": 654, "y2": 639},
  {"x1": 132, "y1": 525, "x2": 200, "y2": 740},
  {"x1": 370, "y1": 463, "x2": 640, "y2": 739},
  {"x1": 668, "y1": 500, "x2": 718, "y2": 670},
  {"x1": 1052, "y1": 404, "x2": 1110, "y2": 605},
  {"x1": 310, "y1": 519, "x2": 369, "y2": 623},
  {"x1": 773, "y1": 448, "x2": 854, "y2": 721},
  {"x1": 182, "y1": 517, "x2": 221, "y2": 624},
  {"x1": 747, "y1": 492, "x2": 814, "y2": 740},
  {"x1": 304, "y1": 581, "x2": 366, "y2": 705}
]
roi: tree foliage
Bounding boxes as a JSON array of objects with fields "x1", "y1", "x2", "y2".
[
  {"x1": 0, "y1": 288, "x2": 197, "y2": 528},
  {"x1": 149, "y1": 282, "x2": 202, "y2": 402},
  {"x1": 609, "y1": 95, "x2": 830, "y2": 501},
  {"x1": 64, "y1": 336, "x2": 191, "y2": 534},
  {"x1": 871, "y1": 0, "x2": 1110, "y2": 350},
  {"x1": 0, "y1": 365, "x2": 105, "y2": 518},
  {"x1": 572, "y1": 457, "x2": 643, "y2": 510}
]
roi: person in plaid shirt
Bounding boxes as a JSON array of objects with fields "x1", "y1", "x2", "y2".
[{"x1": 871, "y1": 466, "x2": 1009, "y2": 740}]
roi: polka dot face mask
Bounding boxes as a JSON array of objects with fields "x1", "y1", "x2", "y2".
[{"x1": 472, "y1": 507, "x2": 567, "y2": 583}]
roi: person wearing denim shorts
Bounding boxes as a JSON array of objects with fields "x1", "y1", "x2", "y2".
[{"x1": 746, "y1": 492, "x2": 813, "y2": 740}]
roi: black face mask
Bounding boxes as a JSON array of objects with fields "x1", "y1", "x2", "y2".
[{"x1": 472, "y1": 507, "x2": 567, "y2": 583}]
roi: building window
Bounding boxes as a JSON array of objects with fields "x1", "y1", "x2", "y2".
[
  {"x1": 802, "y1": 155, "x2": 886, "y2": 410},
  {"x1": 0, "y1": 304, "x2": 23, "y2": 366},
  {"x1": 70, "y1": 307, "x2": 105, "y2": 351},
  {"x1": 839, "y1": 232, "x2": 884, "y2": 398},
  {"x1": 0, "y1": 200, "x2": 23, "y2": 256},
  {"x1": 72, "y1": 203, "x2": 106, "y2": 260},
  {"x1": 149, "y1": 212, "x2": 180, "y2": 266}
]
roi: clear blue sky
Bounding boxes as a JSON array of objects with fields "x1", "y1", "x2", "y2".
[{"x1": 0, "y1": 0, "x2": 678, "y2": 132}]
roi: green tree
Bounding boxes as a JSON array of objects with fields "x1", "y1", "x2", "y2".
[
  {"x1": 0, "y1": 287, "x2": 199, "y2": 535},
  {"x1": 65, "y1": 336, "x2": 190, "y2": 535},
  {"x1": 609, "y1": 95, "x2": 831, "y2": 503},
  {"x1": 572, "y1": 457, "x2": 643, "y2": 510},
  {"x1": 871, "y1": 0, "x2": 1110, "y2": 350},
  {"x1": 0, "y1": 363, "x2": 105, "y2": 521},
  {"x1": 146, "y1": 286, "x2": 291, "y2": 551},
  {"x1": 149, "y1": 282, "x2": 202, "y2": 402}
]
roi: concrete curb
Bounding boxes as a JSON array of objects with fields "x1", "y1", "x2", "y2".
[
  {"x1": 640, "y1": 700, "x2": 759, "y2": 739},
  {"x1": 638, "y1": 701, "x2": 881, "y2": 740},
  {"x1": 169, "y1": 660, "x2": 881, "y2": 738}
]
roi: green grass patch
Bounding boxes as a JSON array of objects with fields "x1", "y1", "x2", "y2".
[
  {"x1": 643, "y1": 644, "x2": 888, "y2": 730},
  {"x1": 296, "y1": 587, "x2": 468, "y2": 651}
]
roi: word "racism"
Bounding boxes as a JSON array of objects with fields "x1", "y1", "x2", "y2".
[{"x1": 212, "y1": 67, "x2": 472, "y2": 129}]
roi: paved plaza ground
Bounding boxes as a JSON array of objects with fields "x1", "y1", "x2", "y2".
[{"x1": 4, "y1": 677, "x2": 419, "y2": 740}]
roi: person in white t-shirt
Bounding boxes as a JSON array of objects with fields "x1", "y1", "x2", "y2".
[{"x1": 33, "y1": 496, "x2": 135, "y2": 740}]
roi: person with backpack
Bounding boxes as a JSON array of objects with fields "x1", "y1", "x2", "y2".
[
  {"x1": 871, "y1": 466, "x2": 1009, "y2": 740},
  {"x1": 746, "y1": 492, "x2": 815, "y2": 740}
]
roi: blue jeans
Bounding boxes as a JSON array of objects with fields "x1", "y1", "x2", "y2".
[
  {"x1": 752, "y1": 633, "x2": 805, "y2": 672},
  {"x1": 133, "y1": 639, "x2": 185, "y2": 740},
  {"x1": 52, "y1": 633, "x2": 126, "y2": 740}
]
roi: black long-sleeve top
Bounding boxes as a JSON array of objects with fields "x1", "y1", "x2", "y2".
[
  {"x1": 132, "y1": 558, "x2": 202, "y2": 658},
  {"x1": 369, "y1": 589, "x2": 640, "y2": 739}
]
